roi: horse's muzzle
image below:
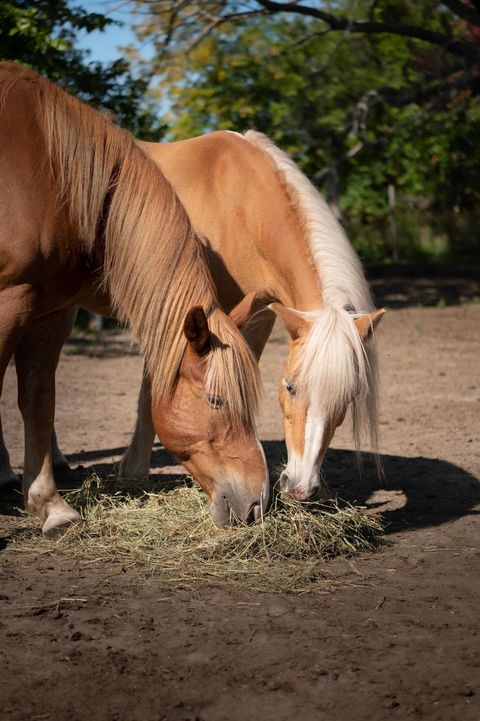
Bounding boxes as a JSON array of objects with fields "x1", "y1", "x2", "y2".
[
  {"x1": 209, "y1": 477, "x2": 269, "y2": 528},
  {"x1": 279, "y1": 470, "x2": 326, "y2": 502}
]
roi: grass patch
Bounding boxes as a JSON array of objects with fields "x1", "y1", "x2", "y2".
[{"x1": 5, "y1": 475, "x2": 385, "y2": 593}]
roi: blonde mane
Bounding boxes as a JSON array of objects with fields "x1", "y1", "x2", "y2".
[
  {"x1": 242, "y1": 130, "x2": 380, "y2": 456},
  {"x1": 0, "y1": 63, "x2": 260, "y2": 427}
]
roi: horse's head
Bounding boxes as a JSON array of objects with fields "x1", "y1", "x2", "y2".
[
  {"x1": 152, "y1": 300, "x2": 269, "y2": 528},
  {"x1": 271, "y1": 303, "x2": 385, "y2": 501}
]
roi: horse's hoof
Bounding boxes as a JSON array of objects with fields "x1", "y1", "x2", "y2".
[{"x1": 42, "y1": 509, "x2": 82, "y2": 537}]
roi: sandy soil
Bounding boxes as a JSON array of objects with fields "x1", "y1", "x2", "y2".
[{"x1": 1, "y1": 272, "x2": 479, "y2": 721}]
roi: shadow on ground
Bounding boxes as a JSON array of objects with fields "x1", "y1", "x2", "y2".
[
  {"x1": 2, "y1": 441, "x2": 479, "y2": 538},
  {"x1": 263, "y1": 441, "x2": 480, "y2": 533},
  {"x1": 367, "y1": 263, "x2": 480, "y2": 309},
  {"x1": 63, "y1": 335, "x2": 140, "y2": 359}
]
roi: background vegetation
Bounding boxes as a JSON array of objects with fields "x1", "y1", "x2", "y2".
[{"x1": 2, "y1": 0, "x2": 479, "y2": 262}]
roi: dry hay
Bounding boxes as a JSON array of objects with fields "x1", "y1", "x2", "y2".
[{"x1": 5, "y1": 475, "x2": 385, "y2": 593}]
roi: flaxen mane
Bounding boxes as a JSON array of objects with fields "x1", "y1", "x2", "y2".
[
  {"x1": 0, "y1": 63, "x2": 260, "y2": 426},
  {"x1": 242, "y1": 131, "x2": 380, "y2": 458}
]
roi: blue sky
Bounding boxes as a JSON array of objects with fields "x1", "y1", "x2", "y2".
[{"x1": 76, "y1": 1, "x2": 153, "y2": 64}]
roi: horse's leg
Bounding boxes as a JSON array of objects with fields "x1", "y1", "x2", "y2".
[
  {"x1": 0, "y1": 413, "x2": 19, "y2": 486},
  {"x1": 118, "y1": 368, "x2": 154, "y2": 481},
  {"x1": 51, "y1": 426, "x2": 85, "y2": 484},
  {"x1": 0, "y1": 419, "x2": 68, "y2": 490},
  {"x1": 15, "y1": 310, "x2": 80, "y2": 535},
  {"x1": 48, "y1": 307, "x2": 81, "y2": 483},
  {"x1": 0, "y1": 287, "x2": 36, "y2": 485}
]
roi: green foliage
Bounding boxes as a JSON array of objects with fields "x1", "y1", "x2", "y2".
[
  {"x1": 132, "y1": 0, "x2": 480, "y2": 260},
  {"x1": 2, "y1": 0, "x2": 478, "y2": 260},
  {"x1": 0, "y1": 0, "x2": 165, "y2": 138}
]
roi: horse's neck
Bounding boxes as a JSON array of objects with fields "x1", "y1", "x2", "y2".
[{"x1": 139, "y1": 134, "x2": 323, "y2": 313}]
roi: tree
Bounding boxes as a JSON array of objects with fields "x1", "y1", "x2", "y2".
[
  {"x1": 128, "y1": 0, "x2": 480, "y2": 259},
  {"x1": 0, "y1": 0, "x2": 165, "y2": 138}
]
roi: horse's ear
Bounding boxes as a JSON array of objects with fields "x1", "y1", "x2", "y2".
[
  {"x1": 184, "y1": 306, "x2": 211, "y2": 355},
  {"x1": 354, "y1": 308, "x2": 386, "y2": 343},
  {"x1": 228, "y1": 291, "x2": 274, "y2": 330},
  {"x1": 269, "y1": 303, "x2": 307, "y2": 341}
]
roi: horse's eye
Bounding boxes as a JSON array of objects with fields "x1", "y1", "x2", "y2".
[
  {"x1": 207, "y1": 395, "x2": 224, "y2": 409},
  {"x1": 284, "y1": 379, "x2": 296, "y2": 397}
]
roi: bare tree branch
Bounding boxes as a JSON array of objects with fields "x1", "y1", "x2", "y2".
[{"x1": 184, "y1": 9, "x2": 266, "y2": 53}]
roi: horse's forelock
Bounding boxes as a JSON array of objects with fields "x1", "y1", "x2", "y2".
[
  {"x1": 294, "y1": 307, "x2": 379, "y2": 458},
  {"x1": 206, "y1": 309, "x2": 262, "y2": 429}
]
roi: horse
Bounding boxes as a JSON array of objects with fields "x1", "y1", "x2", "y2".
[
  {"x1": 1, "y1": 110, "x2": 384, "y2": 506},
  {"x1": 0, "y1": 63, "x2": 269, "y2": 534},
  {"x1": 115, "y1": 131, "x2": 384, "y2": 500}
]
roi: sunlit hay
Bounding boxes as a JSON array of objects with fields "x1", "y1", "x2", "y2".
[{"x1": 7, "y1": 475, "x2": 385, "y2": 593}]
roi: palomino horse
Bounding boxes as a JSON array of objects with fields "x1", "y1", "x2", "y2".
[
  {"x1": 0, "y1": 64, "x2": 269, "y2": 533},
  {"x1": 117, "y1": 131, "x2": 384, "y2": 500}
]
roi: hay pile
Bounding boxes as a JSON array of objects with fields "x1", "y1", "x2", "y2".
[{"x1": 9, "y1": 475, "x2": 384, "y2": 592}]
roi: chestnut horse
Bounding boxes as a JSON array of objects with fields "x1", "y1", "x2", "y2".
[
  {"x1": 117, "y1": 131, "x2": 384, "y2": 500},
  {"x1": 0, "y1": 64, "x2": 268, "y2": 534}
]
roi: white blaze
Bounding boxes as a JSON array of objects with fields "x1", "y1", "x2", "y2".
[{"x1": 284, "y1": 407, "x2": 326, "y2": 497}]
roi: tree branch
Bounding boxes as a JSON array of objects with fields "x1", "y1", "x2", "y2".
[
  {"x1": 184, "y1": 9, "x2": 265, "y2": 52},
  {"x1": 254, "y1": 0, "x2": 478, "y2": 61},
  {"x1": 314, "y1": 61, "x2": 480, "y2": 181}
]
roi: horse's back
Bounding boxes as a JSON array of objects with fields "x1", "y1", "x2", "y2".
[
  {"x1": 139, "y1": 131, "x2": 275, "y2": 207},
  {"x1": 139, "y1": 132, "x2": 319, "y2": 309}
]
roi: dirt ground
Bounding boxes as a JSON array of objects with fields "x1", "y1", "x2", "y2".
[{"x1": 1, "y1": 269, "x2": 479, "y2": 721}]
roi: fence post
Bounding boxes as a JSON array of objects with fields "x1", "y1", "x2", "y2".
[
  {"x1": 88, "y1": 313, "x2": 104, "y2": 332},
  {"x1": 388, "y1": 182, "x2": 399, "y2": 261}
]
